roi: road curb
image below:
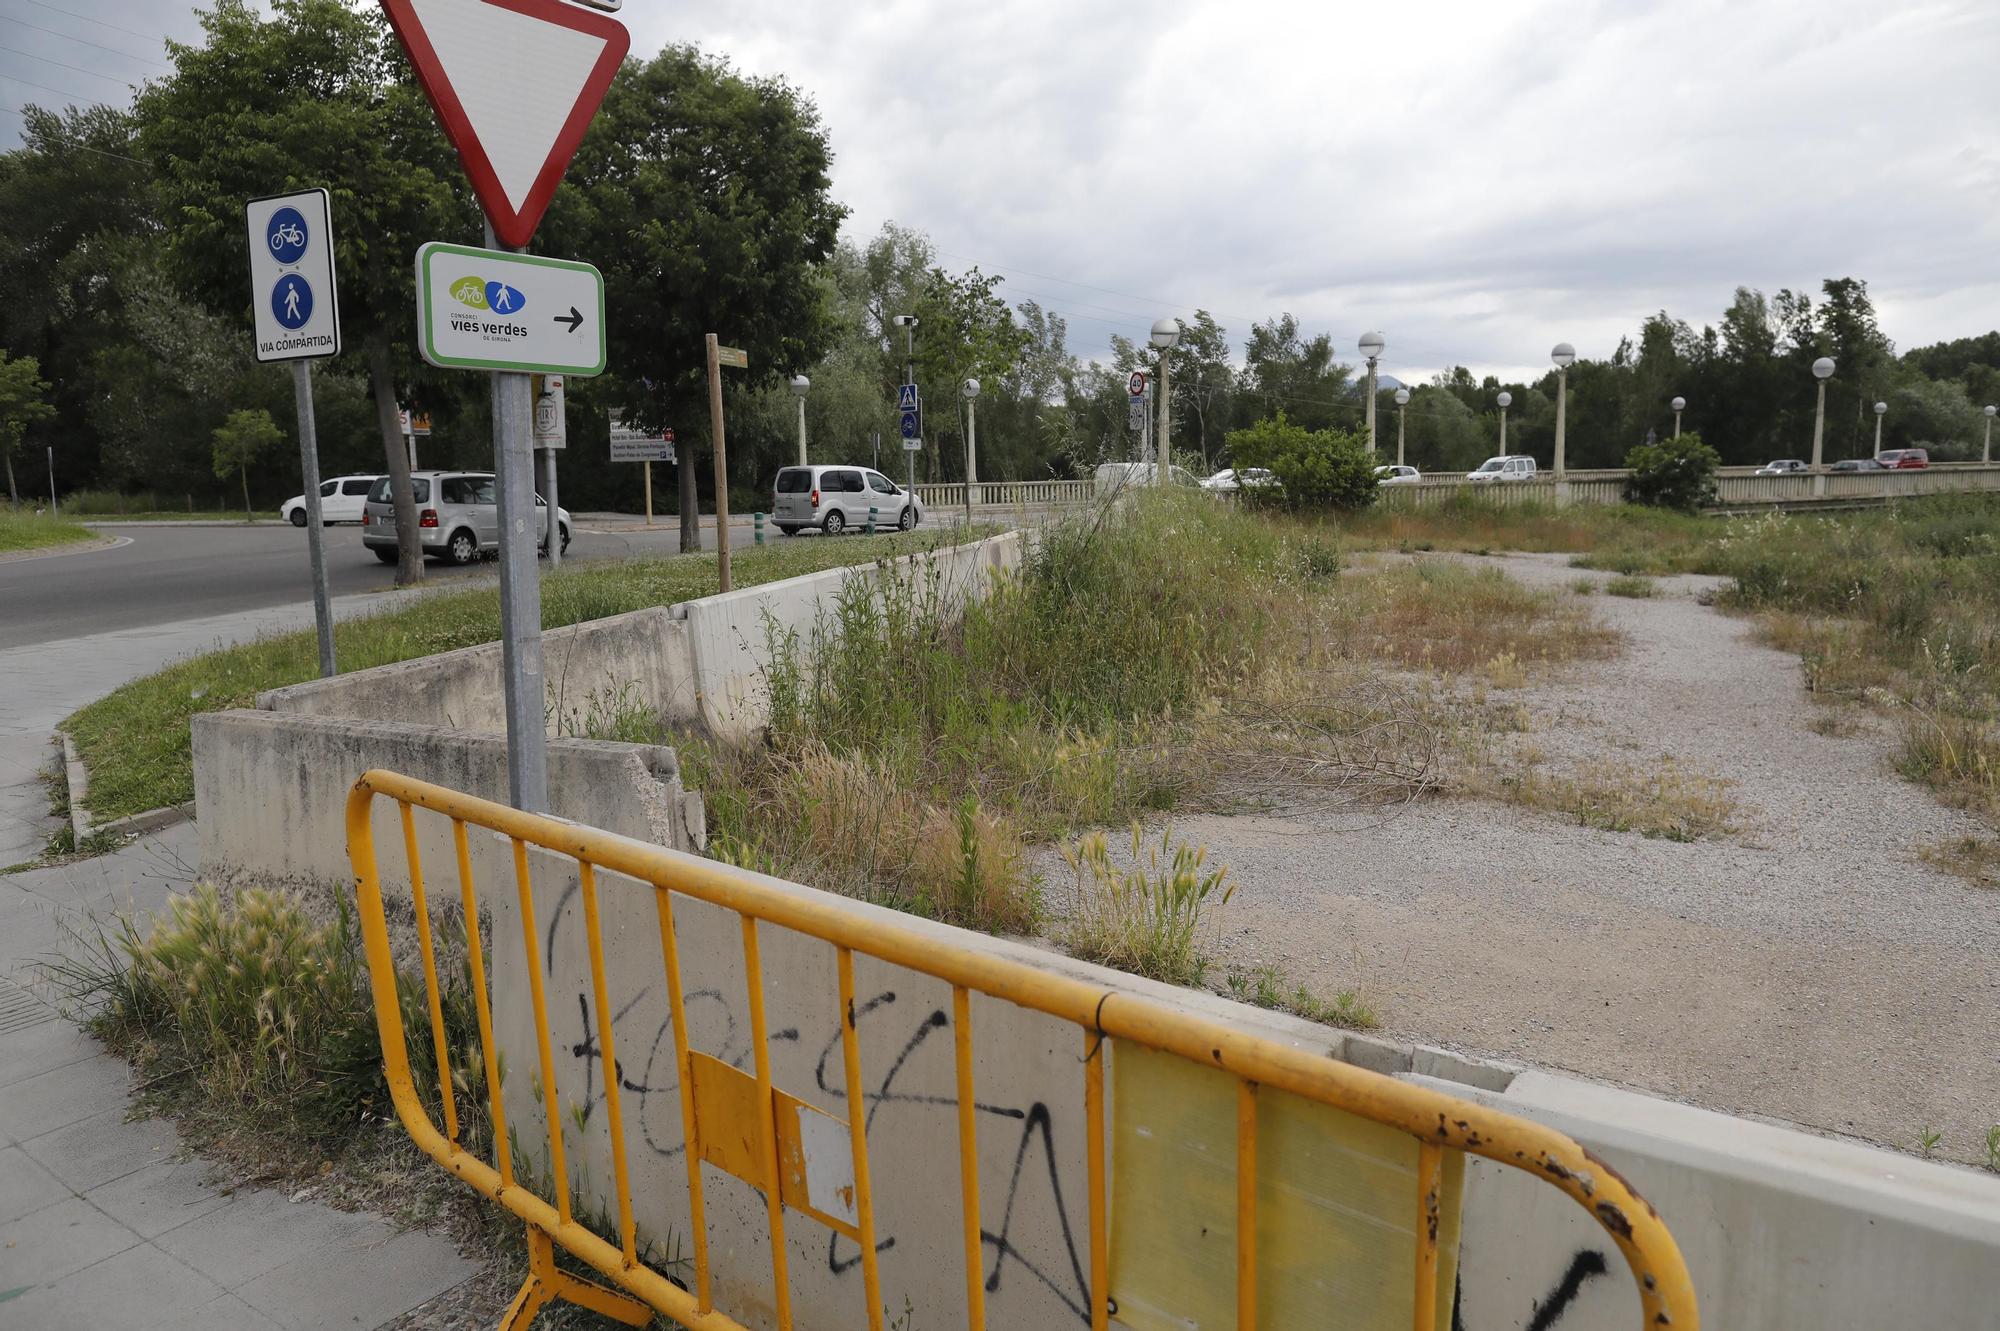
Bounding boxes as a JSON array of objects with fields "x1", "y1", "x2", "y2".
[
  {"x1": 0, "y1": 534, "x2": 130, "y2": 564},
  {"x1": 58, "y1": 730, "x2": 189, "y2": 848}
]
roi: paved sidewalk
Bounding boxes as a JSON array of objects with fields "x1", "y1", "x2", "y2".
[
  {"x1": 0, "y1": 587, "x2": 429, "y2": 867},
  {"x1": 0, "y1": 830, "x2": 478, "y2": 1328}
]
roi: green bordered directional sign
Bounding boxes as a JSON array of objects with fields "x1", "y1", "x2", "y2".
[{"x1": 415, "y1": 242, "x2": 606, "y2": 376}]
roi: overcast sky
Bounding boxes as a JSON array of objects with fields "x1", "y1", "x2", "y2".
[{"x1": 7, "y1": 0, "x2": 1998, "y2": 381}]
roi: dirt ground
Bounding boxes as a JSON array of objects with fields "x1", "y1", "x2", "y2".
[{"x1": 1189, "y1": 552, "x2": 2000, "y2": 1166}]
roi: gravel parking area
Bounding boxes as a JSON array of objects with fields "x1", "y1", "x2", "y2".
[{"x1": 1195, "y1": 552, "x2": 2000, "y2": 1164}]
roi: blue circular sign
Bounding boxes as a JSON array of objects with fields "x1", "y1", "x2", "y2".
[
  {"x1": 272, "y1": 274, "x2": 314, "y2": 330},
  {"x1": 266, "y1": 206, "x2": 309, "y2": 262}
]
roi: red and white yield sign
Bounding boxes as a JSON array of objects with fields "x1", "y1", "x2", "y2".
[{"x1": 379, "y1": 0, "x2": 629, "y2": 247}]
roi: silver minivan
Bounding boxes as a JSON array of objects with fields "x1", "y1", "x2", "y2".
[
  {"x1": 772, "y1": 465, "x2": 919, "y2": 535},
  {"x1": 362, "y1": 471, "x2": 571, "y2": 565}
]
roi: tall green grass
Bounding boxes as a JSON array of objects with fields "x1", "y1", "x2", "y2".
[{"x1": 0, "y1": 508, "x2": 95, "y2": 552}]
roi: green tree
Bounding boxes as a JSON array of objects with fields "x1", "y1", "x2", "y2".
[
  {"x1": 547, "y1": 44, "x2": 845, "y2": 549},
  {"x1": 1624, "y1": 431, "x2": 1719, "y2": 512},
  {"x1": 132, "y1": 0, "x2": 468, "y2": 584},
  {"x1": 0, "y1": 350, "x2": 57, "y2": 508},
  {"x1": 1225, "y1": 413, "x2": 1377, "y2": 510},
  {"x1": 212, "y1": 408, "x2": 283, "y2": 521},
  {"x1": 1241, "y1": 315, "x2": 1350, "y2": 432}
]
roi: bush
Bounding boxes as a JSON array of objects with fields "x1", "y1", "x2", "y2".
[
  {"x1": 1624, "y1": 431, "x2": 1720, "y2": 512},
  {"x1": 1226, "y1": 413, "x2": 1379, "y2": 510}
]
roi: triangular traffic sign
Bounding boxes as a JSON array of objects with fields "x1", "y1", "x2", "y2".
[{"x1": 380, "y1": 0, "x2": 629, "y2": 248}]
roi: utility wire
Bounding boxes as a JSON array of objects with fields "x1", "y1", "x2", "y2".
[
  {"x1": 0, "y1": 41, "x2": 140, "y2": 87},
  {"x1": 0, "y1": 69, "x2": 106, "y2": 105},
  {"x1": 2, "y1": 102, "x2": 153, "y2": 165},
  {"x1": 0, "y1": 16, "x2": 172, "y2": 70},
  {"x1": 27, "y1": 0, "x2": 171, "y2": 44}
]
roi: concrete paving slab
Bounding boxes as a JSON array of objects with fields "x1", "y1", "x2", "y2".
[
  {"x1": 152, "y1": 1186, "x2": 377, "y2": 1290},
  {"x1": 0, "y1": 1145, "x2": 72, "y2": 1223},
  {"x1": 155, "y1": 1291, "x2": 282, "y2": 1331},
  {"x1": 235, "y1": 1227, "x2": 478, "y2": 1331},
  {"x1": 84, "y1": 1156, "x2": 233, "y2": 1239},
  {"x1": 0, "y1": 1195, "x2": 141, "y2": 1290},
  {"x1": 0, "y1": 993, "x2": 90, "y2": 1089},
  {"x1": 19, "y1": 1105, "x2": 181, "y2": 1193},
  {"x1": 0, "y1": 1052, "x2": 132, "y2": 1143},
  {"x1": 1, "y1": 1236, "x2": 228, "y2": 1331}
]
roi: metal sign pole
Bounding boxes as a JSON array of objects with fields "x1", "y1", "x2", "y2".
[
  {"x1": 290, "y1": 360, "x2": 337, "y2": 677},
  {"x1": 706, "y1": 333, "x2": 733, "y2": 594},
  {"x1": 487, "y1": 219, "x2": 548, "y2": 812}
]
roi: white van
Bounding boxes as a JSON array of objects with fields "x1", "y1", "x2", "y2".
[
  {"x1": 1467, "y1": 455, "x2": 1538, "y2": 483},
  {"x1": 772, "y1": 465, "x2": 919, "y2": 535}
]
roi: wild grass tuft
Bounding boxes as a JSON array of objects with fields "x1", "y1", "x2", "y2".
[
  {"x1": 1222, "y1": 962, "x2": 1378, "y2": 1030},
  {"x1": 1603, "y1": 574, "x2": 1657, "y2": 599},
  {"x1": 1061, "y1": 823, "x2": 1233, "y2": 986},
  {"x1": 0, "y1": 508, "x2": 96, "y2": 552}
]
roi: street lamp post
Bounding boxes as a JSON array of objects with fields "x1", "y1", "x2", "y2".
[
  {"x1": 1394, "y1": 388, "x2": 1410, "y2": 467},
  {"x1": 1359, "y1": 331, "x2": 1386, "y2": 454},
  {"x1": 1150, "y1": 317, "x2": 1180, "y2": 485},
  {"x1": 961, "y1": 377, "x2": 980, "y2": 517},
  {"x1": 1671, "y1": 396, "x2": 1686, "y2": 439},
  {"x1": 1496, "y1": 391, "x2": 1512, "y2": 453},
  {"x1": 893, "y1": 314, "x2": 919, "y2": 492},
  {"x1": 1551, "y1": 343, "x2": 1576, "y2": 484},
  {"x1": 1810, "y1": 356, "x2": 1836, "y2": 495},
  {"x1": 789, "y1": 374, "x2": 810, "y2": 467},
  {"x1": 1872, "y1": 400, "x2": 1887, "y2": 458},
  {"x1": 1985, "y1": 405, "x2": 1997, "y2": 464}
]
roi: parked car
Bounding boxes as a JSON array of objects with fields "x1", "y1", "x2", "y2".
[
  {"x1": 281, "y1": 474, "x2": 380, "y2": 526},
  {"x1": 1373, "y1": 465, "x2": 1422, "y2": 485},
  {"x1": 1092, "y1": 461, "x2": 1203, "y2": 496},
  {"x1": 361, "y1": 471, "x2": 571, "y2": 565},
  {"x1": 1201, "y1": 467, "x2": 1277, "y2": 493},
  {"x1": 1875, "y1": 448, "x2": 1930, "y2": 469},
  {"x1": 1830, "y1": 458, "x2": 1886, "y2": 472},
  {"x1": 1466, "y1": 455, "x2": 1537, "y2": 483},
  {"x1": 1755, "y1": 459, "x2": 1808, "y2": 476},
  {"x1": 771, "y1": 464, "x2": 919, "y2": 536}
]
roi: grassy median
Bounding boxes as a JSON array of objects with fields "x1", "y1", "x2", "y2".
[
  {"x1": 63, "y1": 530, "x2": 969, "y2": 823},
  {"x1": 0, "y1": 508, "x2": 97, "y2": 553}
]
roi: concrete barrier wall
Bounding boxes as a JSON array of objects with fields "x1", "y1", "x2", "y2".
[
  {"x1": 464, "y1": 824, "x2": 2000, "y2": 1331},
  {"x1": 256, "y1": 606, "x2": 700, "y2": 737},
  {"x1": 685, "y1": 528, "x2": 1025, "y2": 741},
  {"x1": 192, "y1": 710, "x2": 703, "y2": 904},
  {"x1": 253, "y1": 528, "x2": 1026, "y2": 747}
]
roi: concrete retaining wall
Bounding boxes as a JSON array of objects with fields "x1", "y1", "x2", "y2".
[
  {"x1": 256, "y1": 606, "x2": 701, "y2": 737},
  {"x1": 253, "y1": 529, "x2": 1026, "y2": 746},
  {"x1": 191, "y1": 711, "x2": 703, "y2": 903},
  {"x1": 473, "y1": 823, "x2": 2000, "y2": 1331}
]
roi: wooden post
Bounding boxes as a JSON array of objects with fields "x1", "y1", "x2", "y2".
[
  {"x1": 642, "y1": 460, "x2": 653, "y2": 527},
  {"x1": 706, "y1": 333, "x2": 732, "y2": 593}
]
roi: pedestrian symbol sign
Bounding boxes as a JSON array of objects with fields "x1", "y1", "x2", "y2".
[
  {"x1": 245, "y1": 187, "x2": 340, "y2": 362},
  {"x1": 898, "y1": 383, "x2": 918, "y2": 412},
  {"x1": 273, "y1": 275, "x2": 314, "y2": 329}
]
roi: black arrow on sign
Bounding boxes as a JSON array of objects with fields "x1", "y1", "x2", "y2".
[{"x1": 553, "y1": 307, "x2": 583, "y2": 333}]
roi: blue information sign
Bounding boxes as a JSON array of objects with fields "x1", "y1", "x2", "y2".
[
  {"x1": 272, "y1": 274, "x2": 315, "y2": 330},
  {"x1": 899, "y1": 409, "x2": 920, "y2": 440},
  {"x1": 266, "y1": 206, "x2": 310, "y2": 262},
  {"x1": 897, "y1": 383, "x2": 919, "y2": 412}
]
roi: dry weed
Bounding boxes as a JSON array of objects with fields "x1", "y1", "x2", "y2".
[
  {"x1": 1919, "y1": 836, "x2": 2000, "y2": 889},
  {"x1": 1468, "y1": 754, "x2": 1741, "y2": 842}
]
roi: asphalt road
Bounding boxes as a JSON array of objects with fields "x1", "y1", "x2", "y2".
[{"x1": 0, "y1": 519, "x2": 739, "y2": 649}]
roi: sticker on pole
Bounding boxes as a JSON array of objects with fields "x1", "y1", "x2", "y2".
[
  {"x1": 379, "y1": 0, "x2": 628, "y2": 248},
  {"x1": 245, "y1": 188, "x2": 340, "y2": 362},
  {"x1": 416, "y1": 242, "x2": 605, "y2": 375}
]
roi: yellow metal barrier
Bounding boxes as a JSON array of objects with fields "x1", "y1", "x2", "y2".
[{"x1": 345, "y1": 769, "x2": 1698, "y2": 1330}]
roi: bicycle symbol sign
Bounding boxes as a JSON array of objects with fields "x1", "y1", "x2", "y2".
[{"x1": 266, "y1": 207, "x2": 309, "y2": 262}]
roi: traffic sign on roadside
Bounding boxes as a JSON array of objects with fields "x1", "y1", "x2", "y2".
[
  {"x1": 379, "y1": 0, "x2": 629, "y2": 248},
  {"x1": 1128, "y1": 395, "x2": 1147, "y2": 431},
  {"x1": 610, "y1": 417, "x2": 674, "y2": 462},
  {"x1": 715, "y1": 346, "x2": 749, "y2": 370},
  {"x1": 416, "y1": 242, "x2": 605, "y2": 375},
  {"x1": 900, "y1": 409, "x2": 920, "y2": 440},
  {"x1": 898, "y1": 383, "x2": 919, "y2": 412},
  {"x1": 1128, "y1": 370, "x2": 1147, "y2": 397},
  {"x1": 246, "y1": 188, "x2": 340, "y2": 362}
]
